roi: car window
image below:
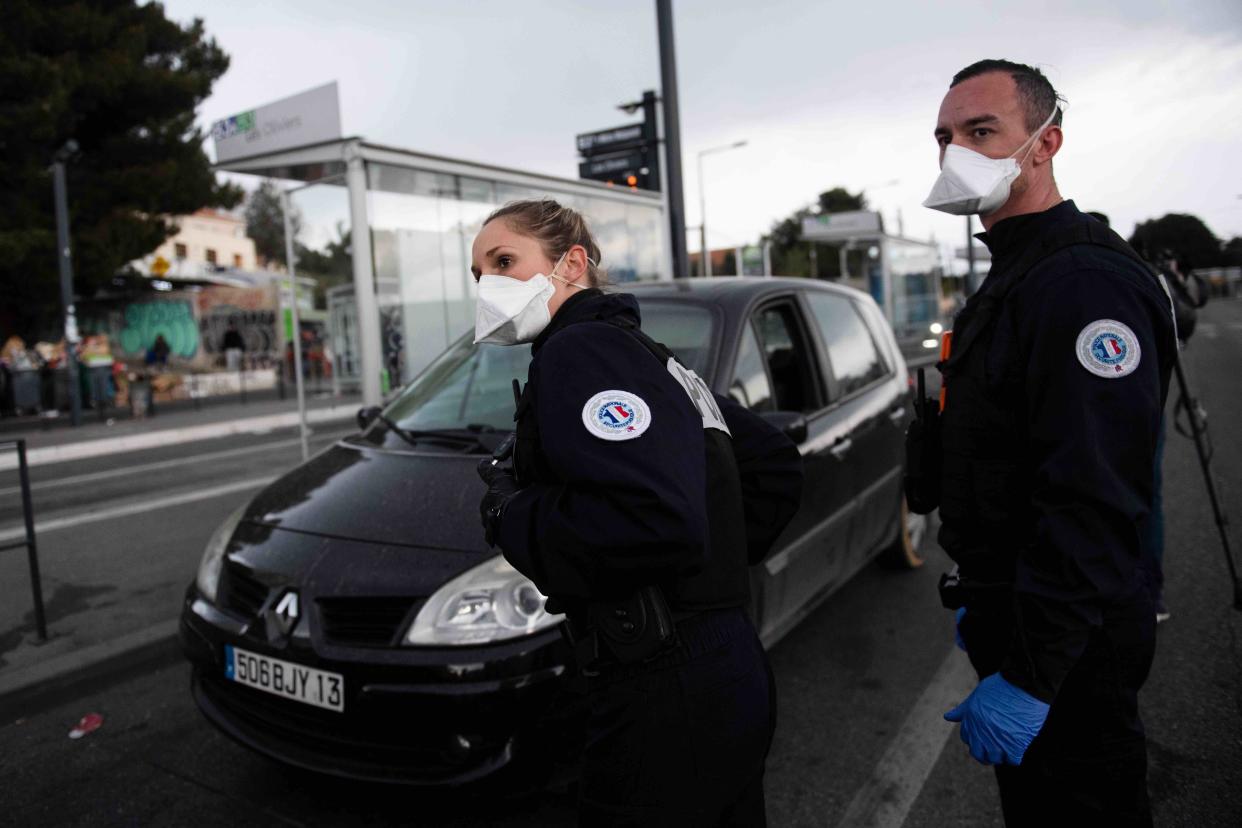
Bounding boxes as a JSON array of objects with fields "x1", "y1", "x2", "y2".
[
  {"x1": 634, "y1": 301, "x2": 714, "y2": 377},
  {"x1": 753, "y1": 303, "x2": 817, "y2": 412},
  {"x1": 382, "y1": 301, "x2": 715, "y2": 432},
  {"x1": 728, "y1": 323, "x2": 775, "y2": 412},
  {"x1": 385, "y1": 338, "x2": 531, "y2": 432},
  {"x1": 804, "y1": 291, "x2": 888, "y2": 397}
]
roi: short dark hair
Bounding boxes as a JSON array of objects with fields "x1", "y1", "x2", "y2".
[{"x1": 951, "y1": 59, "x2": 1064, "y2": 132}]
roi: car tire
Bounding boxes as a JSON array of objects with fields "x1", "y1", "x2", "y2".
[{"x1": 879, "y1": 495, "x2": 927, "y2": 570}]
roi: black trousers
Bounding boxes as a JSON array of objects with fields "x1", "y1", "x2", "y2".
[
  {"x1": 577, "y1": 607, "x2": 775, "y2": 827},
  {"x1": 959, "y1": 589, "x2": 1156, "y2": 827}
]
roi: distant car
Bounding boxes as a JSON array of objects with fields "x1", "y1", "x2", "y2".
[{"x1": 179, "y1": 276, "x2": 926, "y2": 786}]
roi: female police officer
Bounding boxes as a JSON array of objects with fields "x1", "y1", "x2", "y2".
[{"x1": 471, "y1": 199, "x2": 802, "y2": 826}]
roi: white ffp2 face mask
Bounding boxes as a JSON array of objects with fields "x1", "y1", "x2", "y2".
[
  {"x1": 473, "y1": 253, "x2": 584, "y2": 345},
  {"x1": 922, "y1": 105, "x2": 1058, "y2": 217}
]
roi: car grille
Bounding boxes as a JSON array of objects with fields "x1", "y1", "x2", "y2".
[
  {"x1": 317, "y1": 597, "x2": 420, "y2": 647},
  {"x1": 220, "y1": 563, "x2": 270, "y2": 620},
  {"x1": 196, "y1": 671, "x2": 513, "y2": 780}
]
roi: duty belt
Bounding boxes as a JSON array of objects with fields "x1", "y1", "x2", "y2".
[{"x1": 938, "y1": 565, "x2": 1014, "y2": 612}]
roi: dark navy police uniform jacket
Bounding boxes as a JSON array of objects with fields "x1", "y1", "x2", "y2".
[
  {"x1": 939, "y1": 200, "x2": 1176, "y2": 703},
  {"x1": 497, "y1": 288, "x2": 803, "y2": 615}
]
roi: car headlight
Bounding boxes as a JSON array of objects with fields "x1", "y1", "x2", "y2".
[
  {"x1": 195, "y1": 503, "x2": 248, "y2": 604},
  {"x1": 405, "y1": 555, "x2": 562, "y2": 646}
]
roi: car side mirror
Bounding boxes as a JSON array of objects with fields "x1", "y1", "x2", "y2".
[
  {"x1": 356, "y1": 406, "x2": 382, "y2": 432},
  {"x1": 759, "y1": 410, "x2": 808, "y2": 444}
]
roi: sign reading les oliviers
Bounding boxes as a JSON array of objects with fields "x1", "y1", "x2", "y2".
[{"x1": 211, "y1": 82, "x2": 342, "y2": 163}]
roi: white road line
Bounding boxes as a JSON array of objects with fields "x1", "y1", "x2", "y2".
[
  {"x1": 0, "y1": 476, "x2": 276, "y2": 545},
  {"x1": 0, "y1": 429, "x2": 352, "y2": 499},
  {"x1": 835, "y1": 646, "x2": 978, "y2": 828},
  {"x1": 0, "y1": 406, "x2": 355, "y2": 472}
]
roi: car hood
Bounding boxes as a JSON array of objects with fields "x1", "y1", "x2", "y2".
[{"x1": 243, "y1": 440, "x2": 488, "y2": 553}]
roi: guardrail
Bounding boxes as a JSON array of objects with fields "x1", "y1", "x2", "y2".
[{"x1": 0, "y1": 439, "x2": 47, "y2": 641}]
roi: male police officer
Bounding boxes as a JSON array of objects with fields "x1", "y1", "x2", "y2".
[{"x1": 918, "y1": 60, "x2": 1175, "y2": 825}]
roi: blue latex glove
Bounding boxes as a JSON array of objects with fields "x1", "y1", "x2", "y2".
[
  {"x1": 944, "y1": 673, "x2": 1050, "y2": 766},
  {"x1": 954, "y1": 607, "x2": 967, "y2": 652}
]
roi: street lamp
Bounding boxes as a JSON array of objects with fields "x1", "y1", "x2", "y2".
[{"x1": 697, "y1": 140, "x2": 747, "y2": 277}]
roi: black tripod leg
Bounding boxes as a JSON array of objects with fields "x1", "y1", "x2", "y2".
[{"x1": 1173, "y1": 352, "x2": 1242, "y2": 610}]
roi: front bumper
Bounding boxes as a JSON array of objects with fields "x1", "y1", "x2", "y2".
[{"x1": 179, "y1": 587, "x2": 582, "y2": 787}]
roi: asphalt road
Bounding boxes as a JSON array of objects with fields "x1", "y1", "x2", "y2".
[{"x1": 2, "y1": 299, "x2": 1241, "y2": 826}]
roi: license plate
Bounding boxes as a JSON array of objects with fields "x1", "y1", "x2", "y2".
[{"x1": 225, "y1": 645, "x2": 344, "y2": 713}]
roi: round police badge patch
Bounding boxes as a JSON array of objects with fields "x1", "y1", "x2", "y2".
[
  {"x1": 582, "y1": 390, "x2": 652, "y2": 441},
  {"x1": 1075, "y1": 319, "x2": 1141, "y2": 379}
]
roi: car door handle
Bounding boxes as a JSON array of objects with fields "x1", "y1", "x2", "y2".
[
  {"x1": 829, "y1": 437, "x2": 853, "y2": 460},
  {"x1": 889, "y1": 406, "x2": 907, "y2": 425}
]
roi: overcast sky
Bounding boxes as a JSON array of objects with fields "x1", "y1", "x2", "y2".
[{"x1": 162, "y1": 0, "x2": 1242, "y2": 259}]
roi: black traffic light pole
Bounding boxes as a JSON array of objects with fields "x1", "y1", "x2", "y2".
[{"x1": 656, "y1": 0, "x2": 689, "y2": 280}]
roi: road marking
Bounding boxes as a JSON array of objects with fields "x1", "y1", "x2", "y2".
[
  {"x1": 0, "y1": 406, "x2": 355, "y2": 472},
  {"x1": 0, "y1": 476, "x2": 276, "y2": 545},
  {"x1": 0, "y1": 429, "x2": 352, "y2": 499},
  {"x1": 835, "y1": 646, "x2": 978, "y2": 828},
  {"x1": 1198, "y1": 323, "x2": 1219, "y2": 339}
]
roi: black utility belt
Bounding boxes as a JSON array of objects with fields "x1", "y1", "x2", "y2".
[
  {"x1": 938, "y1": 565, "x2": 1014, "y2": 611},
  {"x1": 561, "y1": 586, "x2": 743, "y2": 678}
]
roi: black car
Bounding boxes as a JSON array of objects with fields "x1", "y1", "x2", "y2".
[{"x1": 179, "y1": 276, "x2": 926, "y2": 786}]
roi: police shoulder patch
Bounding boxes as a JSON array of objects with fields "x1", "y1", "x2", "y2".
[
  {"x1": 582, "y1": 390, "x2": 652, "y2": 441},
  {"x1": 1075, "y1": 319, "x2": 1141, "y2": 379}
]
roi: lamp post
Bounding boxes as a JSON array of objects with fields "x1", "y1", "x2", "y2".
[
  {"x1": 52, "y1": 140, "x2": 82, "y2": 427},
  {"x1": 697, "y1": 140, "x2": 747, "y2": 277}
]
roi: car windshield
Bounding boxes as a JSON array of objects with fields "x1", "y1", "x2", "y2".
[{"x1": 382, "y1": 298, "x2": 716, "y2": 432}]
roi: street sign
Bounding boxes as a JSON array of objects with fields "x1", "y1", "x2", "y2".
[
  {"x1": 150, "y1": 256, "x2": 170, "y2": 276},
  {"x1": 211, "y1": 82, "x2": 342, "y2": 164},
  {"x1": 801, "y1": 210, "x2": 884, "y2": 242},
  {"x1": 576, "y1": 122, "x2": 651, "y2": 156},
  {"x1": 579, "y1": 150, "x2": 647, "y2": 179},
  {"x1": 576, "y1": 90, "x2": 661, "y2": 192}
]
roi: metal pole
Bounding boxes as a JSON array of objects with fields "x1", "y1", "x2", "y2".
[
  {"x1": 16, "y1": 441, "x2": 47, "y2": 641},
  {"x1": 281, "y1": 191, "x2": 310, "y2": 463},
  {"x1": 656, "y1": 0, "x2": 689, "y2": 279},
  {"x1": 344, "y1": 142, "x2": 384, "y2": 406},
  {"x1": 965, "y1": 215, "x2": 977, "y2": 295},
  {"x1": 698, "y1": 152, "x2": 710, "y2": 278},
  {"x1": 763, "y1": 240, "x2": 772, "y2": 277},
  {"x1": 52, "y1": 150, "x2": 82, "y2": 427}
]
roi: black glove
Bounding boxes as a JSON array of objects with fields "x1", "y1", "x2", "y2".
[{"x1": 477, "y1": 458, "x2": 520, "y2": 547}]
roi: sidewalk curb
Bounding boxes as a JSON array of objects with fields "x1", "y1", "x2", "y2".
[
  {"x1": 0, "y1": 406, "x2": 356, "y2": 471},
  {"x1": 0, "y1": 619, "x2": 181, "y2": 722}
]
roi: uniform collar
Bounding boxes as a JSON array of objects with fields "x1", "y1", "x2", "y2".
[
  {"x1": 977, "y1": 200, "x2": 1081, "y2": 266},
  {"x1": 531, "y1": 289, "x2": 643, "y2": 354}
]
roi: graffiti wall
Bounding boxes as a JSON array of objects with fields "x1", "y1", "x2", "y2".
[
  {"x1": 196, "y1": 286, "x2": 279, "y2": 361},
  {"x1": 118, "y1": 300, "x2": 199, "y2": 358}
]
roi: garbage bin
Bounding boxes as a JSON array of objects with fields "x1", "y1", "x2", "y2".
[
  {"x1": 12, "y1": 369, "x2": 41, "y2": 414},
  {"x1": 129, "y1": 379, "x2": 152, "y2": 418}
]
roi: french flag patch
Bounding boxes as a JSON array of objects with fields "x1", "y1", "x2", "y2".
[{"x1": 1076, "y1": 319, "x2": 1141, "y2": 379}]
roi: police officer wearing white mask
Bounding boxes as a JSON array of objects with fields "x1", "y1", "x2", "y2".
[
  {"x1": 908, "y1": 60, "x2": 1176, "y2": 825},
  {"x1": 471, "y1": 198, "x2": 803, "y2": 826}
]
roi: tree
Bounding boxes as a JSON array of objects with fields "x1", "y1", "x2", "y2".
[
  {"x1": 0, "y1": 0, "x2": 242, "y2": 340},
  {"x1": 1223, "y1": 237, "x2": 1242, "y2": 268},
  {"x1": 245, "y1": 179, "x2": 302, "y2": 267},
  {"x1": 762, "y1": 187, "x2": 868, "y2": 278},
  {"x1": 296, "y1": 223, "x2": 353, "y2": 308},
  {"x1": 1128, "y1": 213, "x2": 1223, "y2": 270}
]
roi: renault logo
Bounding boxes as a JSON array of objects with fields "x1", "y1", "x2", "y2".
[{"x1": 272, "y1": 590, "x2": 300, "y2": 636}]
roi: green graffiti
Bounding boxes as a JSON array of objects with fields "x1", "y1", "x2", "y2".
[{"x1": 118, "y1": 301, "x2": 199, "y2": 358}]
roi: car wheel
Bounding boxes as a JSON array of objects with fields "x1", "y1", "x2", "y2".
[{"x1": 879, "y1": 495, "x2": 927, "y2": 570}]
